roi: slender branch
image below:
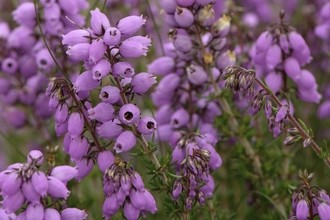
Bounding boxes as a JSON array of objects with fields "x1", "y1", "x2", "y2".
[
  {"x1": 145, "y1": 0, "x2": 165, "y2": 56},
  {"x1": 207, "y1": 199, "x2": 216, "y2": 220},
  {"x1": 114, "y1": 78, "x2": 169, "y2": 184},
  {"x1": 194, "y1": 23, "x2": 264, "y2": 178},
  {"x1": 69, "y1": 90, "x2": 103, "y2": 151},
  {"x1": 253, "y1": 76, "x2": 330, "y2": 168}
]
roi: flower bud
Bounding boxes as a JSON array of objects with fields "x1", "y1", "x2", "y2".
[
  {"x1": 154, "y1": 124, "x2": 174, "y2": 142},
  {"x1": 279, "y1": 34, "x2": 289, "y2": 53},
  {"x1": 119, "y1": 104, "x2": 140, "y2": 124},
  {"x1": 119, "y1": 40, "x2": 148, "y2": 58},
  {"x1": 303, "y1": 138, "x2": 312, "y2": 148},
  {"x1": 131, "y1": 72, "x2": 157, "y2": 94},
  {"x1": 318, "y1": 203, "x2": 330, "y2": 220},
  {"x1": 99, "y1": 86, "x2": 120, "y2": 103},
  {"x1": 61, "y1": 208, "x2": 88, "y2": 220},
  {"x1": 43, "y1": 3, "x2": 61, "y2": 26},
  {"x1": 31, "y1": 171, "x2": 48, "y2": 197},
  {"x1": 44, "y1": 208, "x2": 61, "y2": 220},
  {"x1": 297, "y1": 86, "x2": 322, "y2": 104},
  {"x1": 92, "y1": 59, "x2": 111, "y2": 80},
  {"x1": 55, "y1": 104, "x2": 69, "y2": 125},
  {"x1": 103, "y1": 194, "x2": 120, "y2": 218},
  {"x1": 116, "y1": 187, "x2": 126, "y2": 206},
  {"x1": 2, "y1": 189, "x2": 25, "y2": 213},
  {"x1": 117, "y1": 15, "x2": 146, "y2": 37},
  {"x1": 97, "y1": 119, "x2": 123, "y2": 139},
  {"x1": 0, "y1": 78, "x2": 11, "y2": 95},
  {"x1": 200, "y1": 174, "x2": 214, "y2": 198},
  {"x1": 89, "y1": 39, "x2": 107, "y2": 65},
  {"x1": 201, "y1": 144, "x2": 222, "y2": 170},
  {"x1": 173, "y1": 34, "x2": 192, "y2": 53},
  {"x1": 197, "y1": 191, "x2": 205, "y2": 206},
  {"x1": 255, "y1": 31, "x2": 273, "y2": 54},
  {"x1": 143, "y1": 190, "x2": 158, "y2": 214},
  {"x1": 130, "y1": 171, "x2": 145, "y2": 191},
  {"x1": 1, "y1": 57, "x2": 18, "y2": 75},
  {"x1": 263, "y1": 99, "x2": 272, "y2": 119},
  {"x1": 55, "y1": 120, "x2": 68, "y2": 136},
  {"x1": 211, "y1": 14, "x2": 231, "y2": 37},
  {"x1": 97, "y1": 150, "x2": 115, "y2": 173},
  {"x1": 68, "y1": 112, "x2": 84, "y2": 137},
  {"x1": 103, "y1": 27, "x2": 121, "y2": 46},
  {"x1": 67, "y1": 43, "x2": 91, "y2": 61},
  {"x1": 90, "y1": 8, "x2": 111, "y2": 35},
  {"x1": 265, "y1": 71, "x2": 283, "y2": 94},
  {"x1": 47, "y1": 176, "x2": 70, "y2": 199},
  {"x1": 26, "y1": 203, "x2": 44, "y2": 220},
  {"x1": 58, "y1": 0, "x2": 78, "y2": 14},
  {"x1": 19, "y1": 54, "x2": 37, "y2": 78},
  {"x1": 76, "y1": 158, "x2": 94, "y2": 182},
  {"x1": 171, "y1": 108, "x2": 189, "y2": 128},
  {"x1": 288, "y1": 31, "x2": 312, "y2": 65},
  {"x1": 187, "y1": 64, "x2": 208, "y2": 85},
  {"x1": 159, "y1": 0, "x2": 177, "y2": 13},
  {"x1": 295, "y1": 70, "x2": 316, "y2": 89},
  {"x1": 283, "y1": 136, "x2": 296, "y2": 146},
  {"x1": 124, "y1": 201, "x2": 140, "y2": 220},
  {"x1": 275, "y1": 106, "x2": 289, "y2": 122},
  {"x1": 69, "y1": 136, "x2": 89, "y2": 161},
  {"x1": 177, "y1": 0, "x2": 195, "y2": 6},
  {"x1": 137, "y1": 116, "x2": 157, "y2": 134},
  {"x1": 273, "y1": 123, "x2": 283, "y2": 138},
  {"x1": 112, "y1": 62, "x2": 135, "y2": 78},
  {"x1": 88, "y1": 102, "x2": 115, "y2": 122},
  {"x1": 266, "y1": 44, "x2": 282, "y2": 70},
  {"x1": 114, "y1": 131, "x2": 137, "y2": 153},
  {"x1": 185, "y1": 197, "x2": 192, "y2": 210},
  {"x1": 62, "y1": 29, "x2": 91, "y2": 46},
  {"x1": 174, "y1": 7, "x2": 194, "y2": 28},
  {"x1": 130, "y1": 189, "x2": 146, "y2": 210},
  {"x1": 296, "y1": 199, "x2": 309, "y2": 220},
  {"x1": 27, "y1": 150, "x2": 44, "y2": 165},
  {"x1": 12, "y1": 2, "x2": 36, "y2": 28},
  {"x1": 126, "y1": 35, "x2": 151, "y2": 47},
  {"x1": 2, "y1": 172, "x2": 22, "y2": 196},
  {"x1": 147, "y1": 56, "x2": 175, "y2": 76},
  {"x1": 197, "y1": 4, "x2": 215, "y2": 26},
  {"x1": 157, "y1": 73, "x2": 180, "y2": 92},
  {"x1": 50, "y1": 165, "x2": 78, "y2": 183}
]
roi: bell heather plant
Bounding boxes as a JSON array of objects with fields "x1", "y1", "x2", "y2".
[{"x1": 1, "y1": 0, "x2": 330, "y2": 219}]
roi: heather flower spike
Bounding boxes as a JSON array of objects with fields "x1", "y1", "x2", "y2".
[{"x1": 2, "y1": 1, "x2": 330, "y2": 220}]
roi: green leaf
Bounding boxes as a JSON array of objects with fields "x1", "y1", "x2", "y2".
[{"x1": 167, "y1": 172, "x2": 182, "y2": 179}]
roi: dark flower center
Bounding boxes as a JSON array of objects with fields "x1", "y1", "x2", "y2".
[
  {"x1": 102, "y1": 92, "x2": 109, "y2": 98},
  {"x1": 147, "y1": 122, "x2": 154, "y2": 129},
  {"x1": 110, "y1": 30, "x2": 117, "y2": 36},
  {"x1": 125, "y1": 68, "x2": 132, "y2": 75},
  {"x1": 40, "y1": 59, "x2": 47, "y2": 65},
  {"x1": 124, "y1": 112, "x2": 133, "y2": 120}
]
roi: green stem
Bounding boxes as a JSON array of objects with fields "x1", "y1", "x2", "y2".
[
  {"x1": 114, "y1": 78, "x2": 169, "y2": 184},
  {"x1": 194, "y1": 23, "x2": 264, "y2": 178},
  {"x1": 69, "y1": 89, "x2": 103, "y2": 151},
  {"x1": 254, "y1": 76, "x2": 330, "y2": 169}
]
